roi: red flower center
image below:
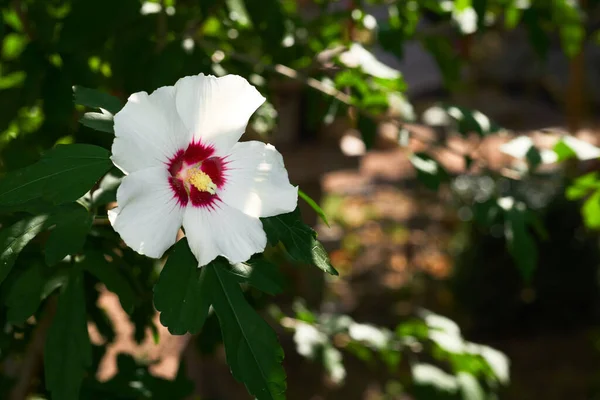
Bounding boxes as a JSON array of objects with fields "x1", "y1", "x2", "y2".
[{"x1": 167, "y1": 141, "x2": 227, "y2": 208}]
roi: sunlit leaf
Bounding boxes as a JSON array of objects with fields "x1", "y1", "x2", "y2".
[
  {"x1": 582, "y1": 190, "x2": 600, "y2": 229},
  {"x1": 79, "y1": 111, "x2": 114, "y2": 133},
  {"x1": 299, "y1": 189, "x2": 330, "y2": 227},
  {"x1": 566, "y1": 172, "x2": 600, "y2": 200},
  {"x1": 261, "y1": 208, "x2": 338, "y2": 276}
]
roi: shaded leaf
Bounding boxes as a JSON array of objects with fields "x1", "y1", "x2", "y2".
[
  {"x1": 357, "y1": 115, "x2": 377, "y2": 149},
  {"x1": 5, "y1": 262, "x2": 45, "y2": 323},
  {"x1": 209, "y1": 263, "x2": 287, "y2": 400},
  {"x1": 154, "y1": 238, "x2": 212, "y2": 335},
  {"x1": 0, "y1": 144, "x2": 112, "y2": 209},
  {"x1": 261, "y1": 209, "x2": 338, "y2": 276},
  {"x1": 82, "y1": 252, "x2": 136, "y2": 314},
  {"x1": 504, "y1": 204, "x2": 538, "y2": 280},
  {"x1": 0, "y1": 214, "x2": 53, "y2": 285},
  {"x1": 44, "y1": 203, "x2": 93, "y2": 266},
  {"x1": 73, "y1": 86, "x2": 122, "y2": 115},
  {"x1": 45, "y1": 266, "x2": 92, "y2": 400},
  {"x1": 225, "y1": 256, "x2": 285, "y2": 295}
]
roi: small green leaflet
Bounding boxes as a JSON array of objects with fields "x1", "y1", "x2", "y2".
[
  {"x1": 582, "y1": 191, "x2": 600, "y2": 229},
  {"x1": 502, "y1": 201, "x2": 538, "y2": 280},
  {"x1": 0, "y1": 144, "x2": 113, "y2": 209},
  {"x1": 44, "y1": 203, "x2": 93, "y2": 266},
  {"x1": 154, "y1": 238, "x2": 212, "y2": 335},
  {"x1": 566, "y1": 172, "x2": 600, "y2": 200},
  {"x1": 79, "y1": 111, "x2": 114, "y2": 133},
  {"x1": 82, "y1": 251, "x2": 136, "y2": 314},
  {"x1": 5, "y1": 262, "x2": 46, "y2": 323},
  {"x1": 261, "y1": 208, "x2": 338, "y2": 276},
  {"x1": 357, "y1": 115, "x2": 378, "y2": 149},
  {"x1": 0, "y1": 214, "x2": 53, "y2": 285},
  {"x1": 73, "y1": 86, "x2": 123, "y2": 115},
  {"x1": 298, "y1": 188, "x2": 330, "y2": 227},
  {"x1": 209, "y1": 263, "x2": 287, "y2": 400},
  {"x1": 45, "y1": 267, "x2": 92, "y2": 400},
  {"x1": 225, "y1": 256, "x2": 285, "y2": 295}
]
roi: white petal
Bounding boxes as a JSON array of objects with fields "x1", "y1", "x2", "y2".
[
  {"x1": 174, "y1": 74, "x2": 265, "y2": 154},
  {"x1": 112, "y1": 86, "x2": 191, "y2": 174},
  {"x1": 182, "y1": 201, "x2": 267, "y2": 266},
  {"x1": 110, "y1": 166, "x2": 184, "y2": 258},
  {"x1": 219, "y1": 141, "x2": 298, "y2": 218}
]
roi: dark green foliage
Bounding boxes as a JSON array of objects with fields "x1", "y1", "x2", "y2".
[
  {"x1": 0, "y1": 144, "x2": 112, "y2": 209},
  {"x1": 154, "y1": 238, "x2": 212, "y2": 335},
  {"x1": 44, "y1": 203, "x2": 93, "y2": 266},
  {"x1": 44, "y1": 266, "x2": 92, "y2": 400},
  {"x1": 5, "y1": 262, "x2": 45, "y2": 323},
  {"x1": 73, "y1": 87, "x2": 123, "y2": 115},
  {"x1": 225, "y1": 255, "x2": 285, "y2": 295},
  {"x1": 82, "y1": 251, "x2": 136, "y2": 314},
  {"x1": 0, "y1": 214, "x2": 53, "y2": 284},
  {"x1": 209, "y1": 263, "x2": 287, "y2": 400},
  {"x1": 410, "y1": 152, "x2": 450, "y2": 191},
  {"x1": 262, "y1": 208, "x2": 338, "y2": 276}
]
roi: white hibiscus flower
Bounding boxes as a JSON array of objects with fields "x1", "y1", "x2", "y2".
[{"x1": 108, "y1": 74, "x2": 298, "y2": 266}]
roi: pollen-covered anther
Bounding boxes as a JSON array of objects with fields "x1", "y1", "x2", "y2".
[{"x1": 186, "y1": 168, "x2": 217, "y2": 194}]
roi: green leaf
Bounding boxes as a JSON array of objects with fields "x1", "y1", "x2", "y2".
[
  {"x1": 82, "y1": 252, "x2": 136, "y2": 314},
  {"x1": 505, "y1": 4, "x2": 523, "y2": 29},
  {"x1": 504, "y1": 204, "x2": 538, "y2": 280},
  {"x1": 0, "y1": 144, "x2": 112, "y2": 209},
  {"x1": 44, "y1": 204, "x2": 93, "y2": 266},
  {"x1": 154, "y1": 239, "x2": 212, "y2": 335},
  {"x1": 225, "y1": 256, "x2": 285, "y2": 295},
  {"x1": 525, "y1": 146, "x2": 542, "y2": 171},
  {"x1": 45, "y1": 266, "x2": 92, "y2": 400},
  {"x1": 422, "y1": 36, "x2": 461, "y2": 90},
  {"x1": 5, "y1": 263, "x2": 45, "y2": 323},
  {"x1": 553, "y1": 138, "x2": 578, "y2": 162},
  {"x1": 79, "y1": 111, "x2": 114, "y2": 133},
  {"x1": 73, "y1": 86, "x2": 123, "y2": 115},
  {"x1": 298, "y1": 189, "x2": 330, "y2": 227},
  {"x1": 357, "y1": 115, "x2": 377, "y2": 149},
  {"x1": 209, "y1": 263, "x2": 287, "y2": 400},
  {"x1": 523, "y1": 8, "x2": 550, "y2": 58},
  {"x1": 261, "y1": 209, "x2": 338, "y2": 276},
  {"x1": 0, "y1": 214, "x2": 53, "y2": 285},
  {"x1": 410, "y1": 152, "x2": 449, "y2": 191},
  {"x1": 582, "y1": 190, "x2": 600, "y2": 229},
  {"x1": 566, "y1": 172, "x2": 600, "y2": 200}
]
